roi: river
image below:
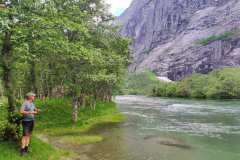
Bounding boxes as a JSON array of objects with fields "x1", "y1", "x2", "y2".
[{"x1": 82, "y1": 95, "x2": 240, "y2": 160}]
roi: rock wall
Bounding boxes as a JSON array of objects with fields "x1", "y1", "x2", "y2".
[{"x1": 117, "y1": 0, "x2": 240, "y2": 80}]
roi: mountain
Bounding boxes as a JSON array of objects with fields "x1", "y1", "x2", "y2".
[{"x1": 117, "y1": 0, "x2": 240, "y2": 80}]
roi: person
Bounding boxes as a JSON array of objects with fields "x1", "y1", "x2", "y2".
[{"x1": 20, "y1": 92, "x2": 40, "y2": 156}]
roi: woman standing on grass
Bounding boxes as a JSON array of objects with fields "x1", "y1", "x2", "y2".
[{"x1": 20, "y1": 92, "x2": 40, "y2": 156}]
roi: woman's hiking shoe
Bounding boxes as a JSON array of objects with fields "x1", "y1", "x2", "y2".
[
  {"x1": 24, "y1": 146, "x2": 29, "y2": 153},
  {"x1": 20, "y1": 148, "x2": 27, "y2": 156}
]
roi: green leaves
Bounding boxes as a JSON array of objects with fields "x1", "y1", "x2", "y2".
[
  {"x1": 0, "y1": 0, "x2": 130, "y2": 103},
  {"x1": 152, "y1": 68, "x2": 240, "y2": 99}
]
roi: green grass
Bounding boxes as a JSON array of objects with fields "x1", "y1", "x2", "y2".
[
  {"x1": 0, "y1": 137, "x2": 71, "y2": 160},
  {"x1": 198, "y1": 29, "x2": 240, "y2": 46},
  {"x1": 42, "y1": 113, "x2": 125, "y2": 137},
  {"x1": 60, "y1": 135, "x2": 103, "y2": 145},
  {"x1": 34, "y1": 99, "x2": 125, "y2": 131},
  {"x1": 0, "y1": 98, "x2": 124, "y2": 159}
]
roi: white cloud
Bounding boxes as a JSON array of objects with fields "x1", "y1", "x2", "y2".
[{"x1": 105, "y1": 0, "x2": 132, "y2": 16}]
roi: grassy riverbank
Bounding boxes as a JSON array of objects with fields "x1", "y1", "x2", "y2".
[
  {"x1": 0, "y1": 137, "x2": 70, "y2": 160},
  {"x1": 0, "y1": 99, "x2": 124, "y2": 160}
]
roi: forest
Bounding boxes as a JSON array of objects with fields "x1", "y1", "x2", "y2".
[{"x1": 0, "y1": 0, "x2": 129, "y2": 148}]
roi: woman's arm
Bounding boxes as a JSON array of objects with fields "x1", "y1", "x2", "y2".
[{"x1": 20, "y1": 108, "x2": 38, "y2": 115}]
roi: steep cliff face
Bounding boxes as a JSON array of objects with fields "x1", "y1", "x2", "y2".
[{"x1": 118, "y1": 0, "x2": 240, "y2": 80}]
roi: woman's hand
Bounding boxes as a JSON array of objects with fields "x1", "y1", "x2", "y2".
[
  {"x1": 35, "y1": 108, "x2": 41, "y2": 114},
  {"x1": 36, "y1": 108, "x2": 41, "y2": 112}
]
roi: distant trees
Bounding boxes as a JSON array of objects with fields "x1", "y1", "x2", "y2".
[
  {"x1": 152, "y1": 68, "x2": 240, "y2": 99},
  {"x1": 123, "y1": 68, "x2": 240, "y2": 99},
  {"x1": 0, "y1": 0, "x2": 130, "y2": 125},
  {"x1": 123, "y1": 71, "x2": 160, "y2": 95}
]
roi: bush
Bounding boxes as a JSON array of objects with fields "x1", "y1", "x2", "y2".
[
  {"x1": 0, "y1": 102, "x2": 8, "y2": 140},
  {"x1": 152, "y1": 81, "x2": 178, "y2": 97},
  {"x1": 0, "y1": 81, "x2": 3, "y2": 97},
  {"x1": 0, "y1": 100, "x2": 27, "y2": 140},
  {"x1": 165, "y1": 83, "x2": 178, "y2": 97},
  {"x1": 182, "y1": 74, "x2": 208, "y2": 98},
  {"x1": 204, "y1": 69, "x2": 240, "y2": 99},
  {"x1": 198, "y1": 29, "x2": 239, "y2": 46}
]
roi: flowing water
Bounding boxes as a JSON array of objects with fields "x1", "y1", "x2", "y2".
[{"x1": 82, "y1": 95, "x2": 240, "y2": 160}]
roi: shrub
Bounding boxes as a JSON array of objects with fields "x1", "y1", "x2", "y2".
[
  {"x1": 0, "y1": 102, "x2": 8, "y2": 140},
  {"x1": 152, "y1": 81, "x2": 178, "y2": 97},
  {"x1": 175, "y1": 81, "x2": 190, "y2": 98},
  {"x1": 198, "y1": 29, "x2": 239, "y2": 46},
  {"x1": 165, "y1": 83, "x2": 178, "y2": 97},
  {"x1": 184, "y1": 74, "x2": 207, "y2": 98}
]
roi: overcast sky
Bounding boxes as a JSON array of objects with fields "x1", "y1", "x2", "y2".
[{"x1": 105, "y1": 0, "x2": 132, "y2": 16}]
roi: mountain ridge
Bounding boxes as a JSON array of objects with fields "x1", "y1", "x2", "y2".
[{"x1": 118, "y1": 0, "x2": 240, "y2": 80}]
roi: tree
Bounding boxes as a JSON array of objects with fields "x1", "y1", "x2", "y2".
[{"x1": 0, "y1": 0, "x2": 130, "y2": 126}]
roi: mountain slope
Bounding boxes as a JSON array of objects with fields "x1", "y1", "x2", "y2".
[{"x1": 118, "y1": 0, "x2": 240, "y2": 80}]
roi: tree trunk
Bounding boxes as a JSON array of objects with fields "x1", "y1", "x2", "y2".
[
  {"x1": 29, "y1": 61, "x2": 38, "y2": 95},
  {"x1": 1, "y1": 31, "x2": 15, "y2": 119},
  {"x1": 72, "y1": 98, "x2": 78, "y2": 123},
  {"x1": 48, "y1": 63, "x2": 54, "y2": 97},
  {"x1": 78, "y1": 94, "x2": 85, "y2": 108}
]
